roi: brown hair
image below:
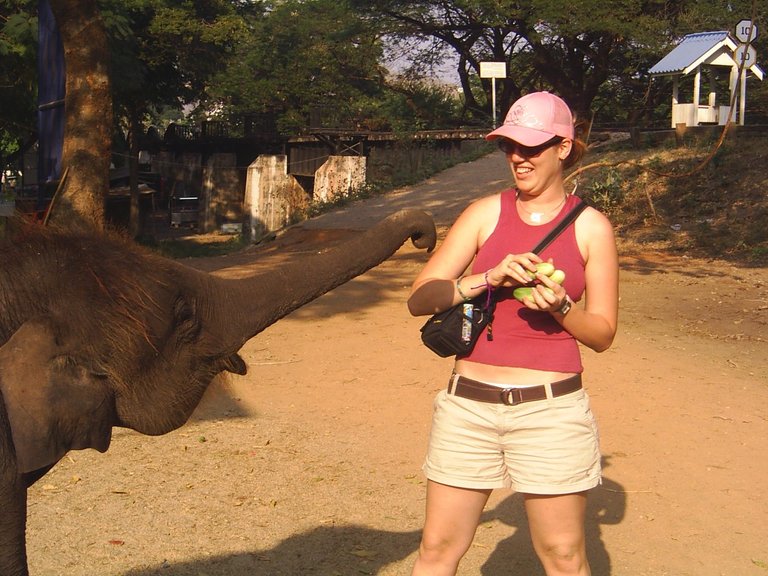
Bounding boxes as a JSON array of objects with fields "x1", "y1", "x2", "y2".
[{"x1": 563, "y1": 136, "x2": 587, "y2": 170}]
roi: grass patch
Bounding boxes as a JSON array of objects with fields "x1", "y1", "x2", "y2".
[{"x1": 140, "y1": 233, "x2": 249, "y2": 259}]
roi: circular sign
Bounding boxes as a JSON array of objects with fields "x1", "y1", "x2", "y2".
[
  {"x1": 735, "y1": 19, "x2": 758, "y2": 43},
  {"x1": 734, "y1": 43, "x2": 757, "y2": 67}
]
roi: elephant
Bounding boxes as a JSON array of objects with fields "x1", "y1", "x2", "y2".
[{"x1": 0, "y1": 208, "x2": 436, "y2": 576}]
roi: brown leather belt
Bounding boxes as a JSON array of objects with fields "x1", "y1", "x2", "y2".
[{"x1": 449, "y1": 373, "x2": 582, "y2": 406}]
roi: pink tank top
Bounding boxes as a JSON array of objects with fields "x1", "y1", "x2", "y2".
[{"x1": 462, "y1": 190, "x2": 586, "y2": 372}]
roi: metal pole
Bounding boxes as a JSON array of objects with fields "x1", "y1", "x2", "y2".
[
  {"x1": 491, "y1": 77, "x2": 497, "y2": 127},
  {"x1": 740, "y1": 68, "x2": 747, "y2": 125}
]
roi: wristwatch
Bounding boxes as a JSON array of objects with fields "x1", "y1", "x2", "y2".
[{"x1": 556, "y1": 296, "x2": 573, "y2": 316}]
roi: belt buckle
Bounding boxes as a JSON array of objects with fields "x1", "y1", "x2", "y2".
[{"x1": 500, "y1": 387, "x2": 523, "y2": 405}]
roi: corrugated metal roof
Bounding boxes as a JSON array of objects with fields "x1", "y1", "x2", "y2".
[{"x1": 649, "y1": 31, "x2": 734, "y2": 75}]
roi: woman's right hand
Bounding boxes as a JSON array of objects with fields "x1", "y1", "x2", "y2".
[{"x1": 487, "y1": 253, "x2": 544, "y2": 288}]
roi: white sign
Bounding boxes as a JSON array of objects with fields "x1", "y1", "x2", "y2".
[
  {"x1": 735, "y1": 19, "x2": 758, "y2": 43},
  {"x1": 734, "y1": 43, "x2": 758, "y2": 67},
  {"x1": 480, "y1": 61, "x2": 507, "y2": 79}
]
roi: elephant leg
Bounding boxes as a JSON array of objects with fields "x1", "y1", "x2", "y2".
[
  {"x1": 22, "y1": 465, "x2": 56, "y2": 488},
  {"x1": 1, "y1": 409, "x2": 30, "y2": 575},
  {"x1": 0, "y1": 477, "x2": 29, "y2": 576}
]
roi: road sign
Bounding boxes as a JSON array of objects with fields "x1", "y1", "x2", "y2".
[
  {"x1": 480, "y1": 62, "x2": 507, "y2": 79},
  {"x1": 734, "y1": 43, "x2": 758, "y2": 67},
  {"x1": 735, "y1": 19, "x2": 758, "y2": 43},
  {"x1": 479, "y1": 62, "x2": 507, "y2": 128}
]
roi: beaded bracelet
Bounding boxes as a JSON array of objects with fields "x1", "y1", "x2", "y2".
[
  {"x1": 472, "y1": 269, "x2": 494, "y2": 291},
  {"x1": 456, "y1": 276, "x2": 472, "y2": 302}
]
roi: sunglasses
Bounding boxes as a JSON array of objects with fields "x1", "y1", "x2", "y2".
[{"x1": 497, "y1": 135, "x2": 564, "y2": 157}]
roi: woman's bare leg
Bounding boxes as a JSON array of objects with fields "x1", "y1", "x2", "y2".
[
  {"x1": 411, "y1": 480, "x2": 492, "y2": 576},
  {"x1": 524, "y1": 491, "x2": 590, "y2": 576}
]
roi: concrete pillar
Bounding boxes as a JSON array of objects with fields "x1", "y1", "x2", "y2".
[
  {"x1": 244, "y1": 155, "x2": 308, "y2": 242},
  {"x1": 313, "y1": 156, "x2": 367, "y2": 203}
]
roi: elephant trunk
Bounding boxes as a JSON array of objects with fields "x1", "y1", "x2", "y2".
[{"x1": 208, "y1": 209, "x2": 436, "y2": 357}]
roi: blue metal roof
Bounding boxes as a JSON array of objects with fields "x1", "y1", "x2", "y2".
[{"x1": 649, "y1": 31, "x2": 734, "y2": 75}]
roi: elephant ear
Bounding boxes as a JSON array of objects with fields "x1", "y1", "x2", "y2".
[{"x1": 0, "y1": 318, "x2": 116, "y2": 474}]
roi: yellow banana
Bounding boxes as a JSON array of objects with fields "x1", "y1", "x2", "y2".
[{"x1": 550, "y1": 269, "x2": 565, "y2": 284}]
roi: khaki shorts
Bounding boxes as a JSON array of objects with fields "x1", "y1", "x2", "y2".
[{"x1": 423, "y1": 382, "x2": 601, "y2": 495}]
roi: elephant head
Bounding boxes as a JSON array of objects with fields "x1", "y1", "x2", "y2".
[{"x1": 0, "y1": 208, "x2": 435, "y2": 576}]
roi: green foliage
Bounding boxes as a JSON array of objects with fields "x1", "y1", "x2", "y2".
[
  {"x1": 362, "y1": 78, "x2": 464, "y2": 132},
  {"x1": 208, "y1": 0, "x2": 384, "y2": 135},
  {"x1": 0, "y1": 0, "x2": 38, "y2": 159},
  {"x1": 2, "y1": 0, "x2": 766, "y2": 165},
  {"x1": 581, "y1": 168, "x2": 625, "y2": 215},
  {"x1": 351, "y1": 0, "x2": 762, "y2": 126},
  {"x1": 101, "y1": 0, "x2": 253, "y2": 122},
  {"x1": 140, "y1": 232, "x2": 249, "y2": 258},
  {"x1": 303, "y1": 182, "x2": 380, "y2": 219}
]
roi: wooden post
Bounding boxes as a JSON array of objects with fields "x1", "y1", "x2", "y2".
[{"x1": 675, "y1": 123, "x2": 687, "y2": 146}]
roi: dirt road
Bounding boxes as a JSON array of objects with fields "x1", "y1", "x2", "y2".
[{"x1": 26, "y1": 153, "x2": 768, "y2": 575}]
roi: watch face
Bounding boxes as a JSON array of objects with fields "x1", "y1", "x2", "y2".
[{"x1": 559, "y1": 299, "x2": 572, "y2": 315}]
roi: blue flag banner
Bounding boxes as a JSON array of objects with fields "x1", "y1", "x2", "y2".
[{"x1": 37, "y1": 0, "x2": 65, "y2": 200}]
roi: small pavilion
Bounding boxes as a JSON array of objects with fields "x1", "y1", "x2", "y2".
[{"x1": 649, "y1": 31, "x2": 764, "y2": 127}]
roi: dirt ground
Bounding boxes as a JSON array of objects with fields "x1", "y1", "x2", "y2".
[{"x1": 26, "y1": 153, "x2": 768, "y2": 576}]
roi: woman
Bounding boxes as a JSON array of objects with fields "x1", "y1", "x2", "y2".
[{"x1": 407, "y1": 91, "x2": 619, "y2": 576}]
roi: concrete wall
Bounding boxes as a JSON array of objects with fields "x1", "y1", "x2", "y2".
[
  {"x1": 366, "y1": 139, "x2": 487, "y2": 185},
  {"x1": 154, "y1": 151, "x2": 202, "y2": 200},
  {"x1": 313, "y1": 156, "x2": 366, "y2": 203},
  {"x1": 200, "y1": 153, "x2": 246, "y2": 233},
  {"x1": 153, "y1": 139, "x2": 485, "y2": 239}
]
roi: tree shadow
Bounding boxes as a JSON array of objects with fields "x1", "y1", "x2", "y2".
[
  {"x1": 122, "y1": 523, "x2": 422, "y2": 576},
  {"x1": 122, "y1": 458, "x2": 625, "y2": 576},
  {"x1": 481, "y1": 456, "x2": 626, "y2": 576}
]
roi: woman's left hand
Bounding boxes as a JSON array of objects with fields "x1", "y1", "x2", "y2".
[{"x1": 519, "y1": 271, "x2": 568, "y2": 313}]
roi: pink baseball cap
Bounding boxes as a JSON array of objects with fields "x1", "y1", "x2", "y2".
[{"x1": 486, "y1": 91, "x2": 574, "y2": 146}]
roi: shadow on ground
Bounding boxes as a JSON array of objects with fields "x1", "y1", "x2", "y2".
[{"x1": 123, "y1": 468, "x2": 625, "y2": 576}]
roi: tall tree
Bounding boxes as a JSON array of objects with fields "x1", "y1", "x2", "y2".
[
  {"x1": 47, "y1": 0, "x2": 112, "y2": 230},
  {"x1": 351, "y1": 0, "x2": 693, "y2": 123},
  {"x1": 208, "y1": 0, "x2": 386, "y2": 135}
]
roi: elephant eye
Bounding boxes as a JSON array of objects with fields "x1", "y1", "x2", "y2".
[{"x1": 173, "y1": 295, "x2": 201, "y2": 343}]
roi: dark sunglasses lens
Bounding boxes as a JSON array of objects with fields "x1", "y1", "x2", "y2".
[
  {"x1": 498, "y1": 137, "x2": 561, "y2": 156},
  {"x1": 498, "y1": 139, "x2": 515, "y2": 154}
]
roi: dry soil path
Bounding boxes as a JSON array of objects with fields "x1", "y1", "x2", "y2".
[{"x1": 26, "y1": 153, "x2": 768, "y2": 576}]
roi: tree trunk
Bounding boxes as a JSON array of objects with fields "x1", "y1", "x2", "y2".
[
  {"x1": 46, "y1": 0, "x2": 112, "y2": 231},
  {"x1": 128, "y1": 107, "x2": 142, "y2": 238}
]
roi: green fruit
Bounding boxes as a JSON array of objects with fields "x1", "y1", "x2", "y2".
[
  {"x1": 550, "y1": 269, "x2": 565, "y2": 284},
  {"x1": 513, "y1": 286, "x2": 554, "y2": 303},
  {"x1": 513, "y1": 287, "x2": 534, "y2": 302},
  {"x1": 525, "y1": 262, "x2": 555, "y2": 279}
]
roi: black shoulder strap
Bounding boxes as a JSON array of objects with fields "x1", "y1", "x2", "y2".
[{"x1": 530, "y1": 199, "x2": 588, "y2": 255}]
